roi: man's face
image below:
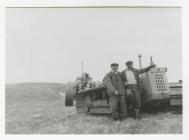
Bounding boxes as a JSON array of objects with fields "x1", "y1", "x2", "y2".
[
  {"x1": 111, "y1": 66, "x2": 118, "y2": 72},
  {"x1": 127, "y1": 63, "x2": 133, "y2": 69}
]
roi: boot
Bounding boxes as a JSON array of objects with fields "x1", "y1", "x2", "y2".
[
  {"x1": 112, "y1": 112, "x2": 119, "y2": 121},
  {"x1": 134, "y1": 109, "x2": 140, "y2": 119}
]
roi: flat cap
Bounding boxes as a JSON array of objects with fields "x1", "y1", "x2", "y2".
[
  {"x1": 126, "y1": 61, "x2": 133, "y2": 65},
  {"x1": 111, "y1": 63, "x2": 119, "y2": 67}
]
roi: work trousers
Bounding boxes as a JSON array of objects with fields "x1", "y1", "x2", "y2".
[
  {"x1": 126, "y1": 84, "x2": 141, "y2": 109},
  {"x1": 109, "y1": 94, "x2": 127, "y2": 119}
]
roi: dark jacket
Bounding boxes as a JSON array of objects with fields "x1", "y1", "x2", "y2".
[
  {"x1": 121, "y1": 66, "x2": 151, "y2": 94},
  {"x1": 103, "y1": 71, "x2": 125, "y2": 96}
]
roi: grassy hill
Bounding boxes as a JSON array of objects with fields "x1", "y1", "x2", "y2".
[
  {"x1": 5, "y1": 83, "x2": 182, "y2": 134},
  {"x1": 7, "y1": 82, "x2": 66, "y2": 92}
]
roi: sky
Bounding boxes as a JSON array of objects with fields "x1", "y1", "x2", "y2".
[{"x1": 6, "y1": 7, "x2": 182, "y2": 84}]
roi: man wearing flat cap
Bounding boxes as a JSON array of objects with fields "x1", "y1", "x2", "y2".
[
  {"x1": 121, "y1": 61, "x2": 156, "y2": 119},
  {"x1": 103, "y1": 63, "x2": 127, "y2": 120}
]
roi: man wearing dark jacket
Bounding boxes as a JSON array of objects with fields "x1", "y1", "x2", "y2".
[
  {"x1": 121, "y1": 61, "x2": 156, "y2": 119},
  {"x1": 103, "y1": 63, "x2": 127, "y2": 120}
]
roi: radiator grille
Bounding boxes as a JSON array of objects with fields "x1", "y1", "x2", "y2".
[{"x1": 154, "y1": 74, "x2": 168, "y2": 92}]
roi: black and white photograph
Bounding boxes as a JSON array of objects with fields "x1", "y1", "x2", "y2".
[{"x1": 2, "y1": 0, "x2": 185, "y2": 135}]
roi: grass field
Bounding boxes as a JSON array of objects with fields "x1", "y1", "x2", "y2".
[{"x1": 5, "y1": 83, "x2": 182, "y2": 134}]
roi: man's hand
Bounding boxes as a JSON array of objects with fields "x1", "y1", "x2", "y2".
[
  {"x1": 114, "y1": 90, "x2": 119, "y2": 95},
  {"x1": 124, "y1": 82, "x2": 129, "y2": 86},
  {"x1": 150, "y1": 64, "x2": 156, "y2": 68}
]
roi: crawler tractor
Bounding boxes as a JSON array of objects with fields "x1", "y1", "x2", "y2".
[{"x1": 65, "y1": 57, "x2": 182, "y2": 115}]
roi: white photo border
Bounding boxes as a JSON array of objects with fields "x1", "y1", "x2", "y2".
[{"x1": 0, "y1": 0, "x2": 188, "y2": 139}]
